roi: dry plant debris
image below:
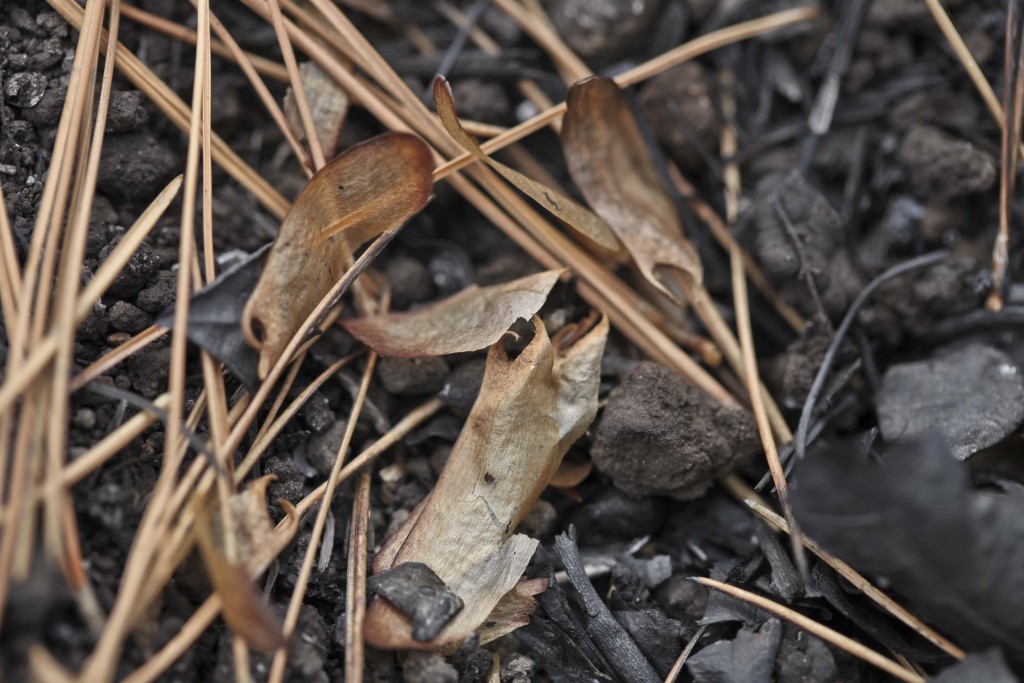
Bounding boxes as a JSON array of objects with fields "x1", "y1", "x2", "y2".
[
  {"x1": 366, "y1": 315, "x2": 607, "y2": 649},
  {"x1": 343, "y1": 269, "x2": 565, "y2": 357},
  {"x1": 5, "y1": 0, "x2": 1024, "y2": 680},
  {"x1": 241, "y1": 132, "x2": 433, "y2": 379}
]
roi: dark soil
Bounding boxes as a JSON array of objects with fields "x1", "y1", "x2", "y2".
[{"x1": 3, "y1": 0, "x2": 1024, "y2": 681}]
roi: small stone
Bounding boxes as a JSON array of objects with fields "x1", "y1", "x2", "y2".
[
  {"x1": 545, "y1": 0, "x2": 663, "y2": 63},
  {"x1": 72, "y1": 408, "x2": 96, "y2": 430},
  {"x1": 98, "y1": 238, "x2": 160, "y2": 298},
  {"x1": 449, "y1": 79, "x2": 511, "y2": 125},
  {"x1": 378, "y1": 356, "x2": 449, "y2": 396},
  {"x1": 128, "y1": 346, "x2": 170, "y2": 399},
  {"x1": 385, "y1": 253, "x2": 435, "y2": 308},
  {"x1": 29, "y1": 37, "x2": 64, "y2": 70},
  {"x1": 591, "y1": 362, "x2": 758, "y2": 499},
  {"x1": 306, "y1": 420, "x2": 348, "y2": 475},
  {"x1": 900, "y1": 125, "x2": 996, "y2": 199},
  {"x1": 108, "y1": 300, "x2": 152, "y2": 334},
  {"x1": 97, "y1": 132, "x2": 178, "y2": 200},
  {"x1": 301, "y1": 391, "x2": 334, "y2": 434},
  {"x1": 638, "y1": 62, "x2": 720, "y2": 171},
  {"x1": 877, "y1": 343, "x2": 1024, "y2": 460},
  {"x1": 4, "y1": 72, "x2": 47, "y2": 108},
  {"x1": 105, "y1": 90, "x2": 148, "y2": 132},
  {"x1": 368, "y1": 562, "x2": 464, "y2": 642},
  {"x1": 403, "y1": 651, "x2": 457, "y2": 683},
  {"x1": 500, "y1": 653, "x2": 535, "y2": 683},
  {"x1": 439, "y1": 358, "x2": 486, "y2": 412},
  {"x1": 655, "y1": 574, "x2": 708, "y2": 625},
  {"x1": 136, "y1": 271, "x2": 176, "y2": 313},
  {"x1": 775, "y1": 626, "x2": 838, "y2": 683},
  {"x1": 516, "y1": 498, "x2": 557, "y2": 538}
]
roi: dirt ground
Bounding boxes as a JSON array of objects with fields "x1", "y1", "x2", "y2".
[{"x1": 2, "y1": 0, "x2": 1024, "y2": 681}]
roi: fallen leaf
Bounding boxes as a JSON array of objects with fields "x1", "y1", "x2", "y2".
[
  {"x1": 365, "y1": 315, "x2": 608, "y2": 649},
  {"x1": 562, "y1": 76, "x2": 703, "y2": 302},
  {"x1": 284, "y1": 62, "x2": 349, "y2": 158},
  {"x1": 155, "y1": 245, "x2": 269, "y2": 389},
  {"x1": 792, "y1": 435, "x2": 1024, "y2": 663},
  {"x1": 194, "y1": 476, "x2": 300, "y2": 650},
  {"x1": 242, "y1": 132, "x2": 433, "y2": 379},
  {"x1": 686, "y1": 619, "x2": 782, "y2": 683},
  {"x1": 342, "y1": 269, "x2": 565, "y2": 357},
  {"x1": 876, "y1": 342, "x2": 1024, "y2": 460},
  {"x1": 434, "y1": 76, "x2": 623, "y2": 254}
]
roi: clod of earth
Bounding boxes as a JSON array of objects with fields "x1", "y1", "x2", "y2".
[{"x1": 591, "y1": 361, "x2": 758, "y2": 499}]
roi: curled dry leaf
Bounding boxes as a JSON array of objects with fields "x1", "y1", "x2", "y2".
[
  {"x1": 365, "y1": 315, "x2": 609, "y2": 649},
  {"x1": 284, "y1": 62, "x2": 350, "y2": 159},
  {"x1": 562, "y1": 76, "x2": 703, "y2": 302},
  {"x1": 434, "y1": 76, "x2": 624, "y2": 254},
  {"x1": 242, "y1": 132, "x2": 433, "y2": 379},
  {"x1": 342, "y1": 269, "x2": 565, "y2": 357},
  {"x1": 195, "y1": 475, "x2": 300, "y2": 650}
]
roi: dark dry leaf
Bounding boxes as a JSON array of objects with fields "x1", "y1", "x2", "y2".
[
  {"x1": 434, "y1": 76, "x2": 623, "y2": 253},
  {"x1": 561, "y1": 76, "x2": 702, "y2": 303},
  {"x1": 685, "y1": 619, "x2": 782, "y2": 683},
  {"x1": 807, "y1": 563, "x2": 947, "y2": 663},
  {"x1": 155, "y1": 245, "x2": 269, "y2": 389},
  {"x1": 930, "y1": 650, "x2": 1019, "y2": 683},
  {"x1": 791, "y1": 435, "x2": 1024, "y2": 662},
  {"x1": 366, "y1": 562, "x2": 464, "y2": 642},
  {"x1": 876, "y1": 342, "x2": 1024, "y2": 460},
  {"x1": 242, "y1": 132, "x2": 433, "y2": 379}
]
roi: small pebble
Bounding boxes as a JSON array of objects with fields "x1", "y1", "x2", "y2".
[
  {"x1": 306, "y1": 419, "x2": 348, "y2": 475},
  {"x1": 900, "y1": 125, "x2": 996, "y2": 199},
  {"x1": 108, "y1": 300, "x2": 152, "y2": 334},
  {"x1": 545, "y1": 0, "x2": 663, "y2": 63},
  {"x1": 385, "y1": 253, "x2": 435, "y2": 309},
  {"x1": 377, "y1": 356, "x2": 449, "y2": 396},
  {"x1": 301, "y1": 392, "x2": 334, "y2": 434},
  {"x1": 97, "y1": 132, "x2": 178, "y2": 200},
  {"x1": 638, "y1": 62, "x2": 720, "y2": 171},
  {"x1": 4, "y1": 72, "x2": 47, "y2": 108},
  {"x1": 403, "y1": 651, "x2": 457, "y2": 683}
]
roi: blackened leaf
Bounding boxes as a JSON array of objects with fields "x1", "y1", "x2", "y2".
[
  {"x1": 792, "y1": 435, "x2": 1024, "y2": 662},
  {"x1": 931, "y1": 650, "x2": 1019, "y2": 683},
  {"x1": 366, "y1": 562, "x2": 464, "y2": 642},
  {"x1": 876, "y1": 343, "x2": 1024, "y2": 460},
  {"x1": 808, "y1": 563, "x2": 947, "y2": 663},
  {"x1": 155, "y1": 245, "x2": 269, "y2": 389},
  {"x1": 686, "y1": 619, "x2": 782, "y2": 683}
]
